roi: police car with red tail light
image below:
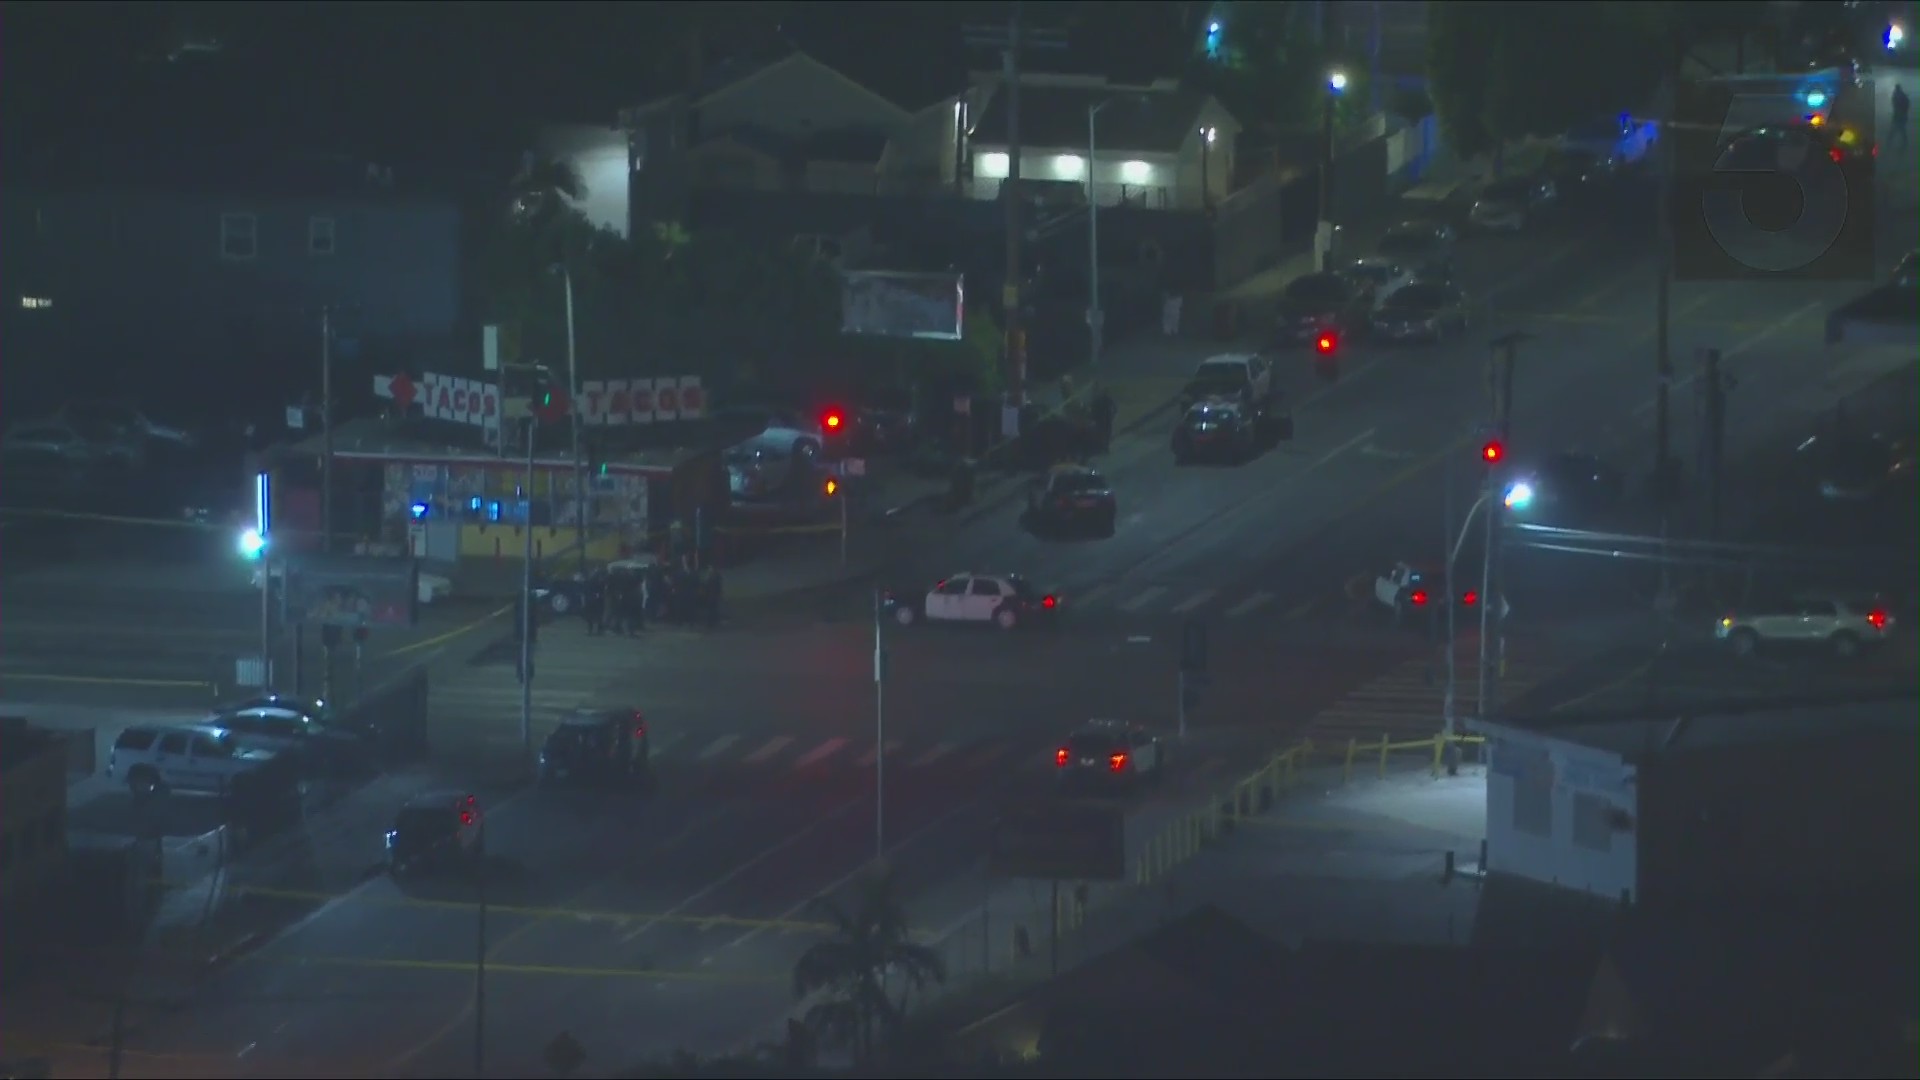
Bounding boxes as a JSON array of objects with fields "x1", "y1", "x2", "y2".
[
  {"x1": 882, "y1": 572, "x2": 1062, "y2": 631},
  {"x1": 1055, "y1": 720, "x2": 1164, "y2": 789}
]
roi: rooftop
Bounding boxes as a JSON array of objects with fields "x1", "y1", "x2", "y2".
[
  {"x1": 970, "y1": 82, "x2": 1214, "y2": 155},
  {"x1": 1502, "y1": 693, "x2": 1919, "y2": 760}
]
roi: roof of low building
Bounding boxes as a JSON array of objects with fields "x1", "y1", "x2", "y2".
[{"x1": 970, "y1": 82, "x2": 1214, "y2": 154}]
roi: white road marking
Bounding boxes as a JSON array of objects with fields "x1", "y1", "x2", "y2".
[
  {"x1": 1119, "y1": 586, "x2": 1167, "y2": 612},
  {"x1": 697, "y1": 734, "x2": 740, "y2": 761},
  {"x1": 743, "y1": 736, "x2": 794, "y2": 764},
  {"x1": 1225, "y1": 591, "x2": 1275, "y2": 618},
  {"x1": 853, "y1": 740, "x2": 903, "y2": 767},
  {"x1": 1074, "y1": 583, "x2": 1115, "y2": 608},
  {"x1": 792, "y1": 737, "x2": 848, "y2": 768},
  {"x1": 1170, "y1": 589, "x2": 1216, "y2": 614},
  {"x1": 909, "y1": 742, "x2": 957, "y2": 767}
]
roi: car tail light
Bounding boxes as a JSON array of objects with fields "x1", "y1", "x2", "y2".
[
  {"x1": 1056, "y1": 747, "x2": 1070, "y2": 768},
  {"x1": 1829, "y1": 146, "x2": 1844, "y2": 163},
  {"x1": 1409, "y1": 589, "x2": 1429, "y2": 607},
  {"x1": 1042, "y1": 595, "x2": 1057, "y2": 609},
  {"x1": 1108, "y1": 752, "x2": 1129, "y2": 772},
  {"x1": 1868, "y1": 609, "x2": 1888, "y2": 630},
  {"x1": 633, "y1": 711, "x2": 646, "y2": 737},
  {"x1": 460, "y1": 810, "x2": 475, "y2": 826}
]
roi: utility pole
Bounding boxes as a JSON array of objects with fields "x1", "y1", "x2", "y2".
[
  {"x1": 1478, "y1": 334, "x2": 1526, "y2": 723},
  {"x1": 1698, "y1": 346, "x2": 1729, "y2": 540},
  {"x1": 872, "y1": 588, "x2": 886, "y2": 865},
  {"x1": 561, "y1": 266, "x2": 586, "y2": 571},
  {"x1": 320, "y1": 305, "x2": 335, "y2": 554},
  {"x1": 1652, "y1": 43, "x2": 1680, "y2": 513},
  {"x1": 519, "y1": 416, "x2": 537, "y2": 775},
  {"x1": 474, "y1": 818, "x2": 488, "y2": 1078},
  {"x1": 965, "y1": 8, "x2": 1066, "y2": 425},
  {"x1": 1441, "y1": 449, "x2": 1459, "y2": 765}
]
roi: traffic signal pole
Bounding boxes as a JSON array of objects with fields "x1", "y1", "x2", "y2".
[
  {"x1": 519, "y1": 416, "x2": 536, "y2": 776},
  {"x1": 1477, "y1": 334, "x2": 1526, "y2": 725}
]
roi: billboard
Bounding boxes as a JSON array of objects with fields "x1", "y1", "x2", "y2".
[
  {"x1": 841, "y1": 270, "x2": 964, "y2": 341},
  {"x1": 284, "y1": 554, "x2": 418, "y2": 628},
  {"x1": 579, "y1": 376, "x2": 708, "y2": 426},
  {"x1": 987, "y1": 798, "x2": 1126, "y2": 881}
]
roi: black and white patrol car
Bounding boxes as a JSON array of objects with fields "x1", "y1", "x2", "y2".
[
  {"x1": 1054, "y1": 720, "x2": 1165, "y2": 789},
  {"x1": 883, "y1": 572, "x2": 1062, "y2": 631}
]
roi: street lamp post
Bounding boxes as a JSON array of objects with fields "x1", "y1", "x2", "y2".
[
  {"x1": 1441, "y1": 474, "x2": 1530, "y2": 752},
  {"x1": 558, "y1": 265, "x2": 586, "y2": 572},
  {"x1": 1318, "y1": 70, "x2": 1349, "y2": 271},
  {"x1": 1086, "y1": 98, "x2": 1116, "y2": 368}
]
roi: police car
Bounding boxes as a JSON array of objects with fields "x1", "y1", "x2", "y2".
[{"x1": 883, "y1": 572, "x2": 1062, "y2": 631}]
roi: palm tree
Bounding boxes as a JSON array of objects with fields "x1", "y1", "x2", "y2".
[
  {"x1": 790, "y1": 865, "x2": 947, "y2": 1061},
  {"x1": 508, "y1": 154, "x2": 586, "y2": 230}
]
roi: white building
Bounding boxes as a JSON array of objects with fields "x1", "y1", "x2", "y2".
[
  {"x1": 963, "y1": 75, "x2": 1241, "y2": 212},
  {"x1": 1474, "y1": 698, "x2": 1918, "y2": 909}
]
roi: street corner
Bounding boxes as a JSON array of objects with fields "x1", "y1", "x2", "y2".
[{"x1": 725, "y1": 571, "x2": 878, "y2": 625}]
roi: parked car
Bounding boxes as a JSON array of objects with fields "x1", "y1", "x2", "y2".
[
  {"x1": 1469, "y1": 175, "x2": 1557, "y2": 231},
  {"x1": 1374, "y1": 221, "x2": 1455, "y2": 278},
  {"x1": 1369, "y1": 281, "x2": 1471, "y2": 343}
]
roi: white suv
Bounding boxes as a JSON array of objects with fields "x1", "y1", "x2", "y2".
[
  {"x1": 1716, "y1": 593, "x2": 1895, "y2": 658},
  {"x1": 108, "y1": 724, "x2": 279, "y2": 796}
]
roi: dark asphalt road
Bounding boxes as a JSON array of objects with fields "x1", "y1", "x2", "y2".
[
  {"x1": 99, "y1": 624, "x2": 1293, "y2": 1077},
  {"x1": 13, "y1": 141, "x2": 1916, "y2": 1077}
]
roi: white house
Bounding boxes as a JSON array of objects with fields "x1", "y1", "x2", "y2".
[{"x1": 963, "y1": 75, "x2": 1241, "y2": 212}]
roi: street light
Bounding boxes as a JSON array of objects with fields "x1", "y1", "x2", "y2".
[
  {"x1": 1318, "y1": 70, "x2": 1348, "y2": 270},
  {"x1": 552, "y1": 263, "x2": 585, "y2": 572},
  {"x1": 1087, "y1": 97, "x2": 1121, "y2": 367},
  {"x1": 1503, "y1": 481, "x2": 1535, "y2": 510},
  {"x1": 237, "y1": 528, "x2": 267, "y2": 560}
]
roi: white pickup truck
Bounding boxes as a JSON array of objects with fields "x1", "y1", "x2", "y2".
[
  {"x1": 1179, "y1": 354, "x2": 1291, "y2": 438},
  {"x1": 108, "y1": 723, "x2": 280, "y2": 797}
]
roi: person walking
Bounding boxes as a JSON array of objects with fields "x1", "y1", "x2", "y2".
[
  {"x1": 584, "y1": 576, "x2": 606, "y2": 636},
  {"x1": 1891, "y1": 84, "x2": 1911, "y2": 152}
]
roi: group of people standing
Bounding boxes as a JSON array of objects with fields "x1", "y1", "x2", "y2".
[{"x1": 581, "y1": 558, "x2": 723, "y2": 634}]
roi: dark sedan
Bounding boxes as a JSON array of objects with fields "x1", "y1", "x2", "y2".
[
  {"x1": 1275, "y1": 271, "x2": 1372, "y2": 344},
  {"x1": 1369, "y1": 281, "x2": 1470, "y2": 343},
  {"x1": 1172, "y1": 399, "x2": 1258, "y2": 465}
]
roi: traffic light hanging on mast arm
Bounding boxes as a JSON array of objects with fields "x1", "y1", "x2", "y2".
[{"x1": 1480, "y1": 439, "x2": 1505, "y2": 465}]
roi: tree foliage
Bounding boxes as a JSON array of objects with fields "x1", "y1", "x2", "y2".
[
  {"x1": 790, "y1": 865, "x2": 947, "y2": 1062},
  {"x1": 1429, "y1": 1, "x2": 1775, "y2": 159}
]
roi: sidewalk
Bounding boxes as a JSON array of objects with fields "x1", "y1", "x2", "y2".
[{"x1": 878, "y1": 758, "x2": 1495, "y2": 1065}]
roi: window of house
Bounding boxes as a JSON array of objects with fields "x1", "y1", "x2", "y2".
[
  {"x1": 220, "y1": 213, "x2": 258, "y2": 260},
  {"x1": 1572, "y1": 792, "x2": 1614, "y2": 852},
  {"x1": 308, "y1": 216, "x2": 336, "y2": 256}
]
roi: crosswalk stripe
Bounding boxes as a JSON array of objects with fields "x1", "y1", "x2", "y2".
[
  {"x1": 1225, "y1": 591, "x2": 1275, "y2": 618},
  {"x1": 1075, "y1": 583, "x2": 1115, "y2": 608},
  {"x1": 1119, "y1": 586, "x2": 1167, "y2": 612},
  {"x1": 854, "y1": 740, "x2": 904, "y2": 767},
  {"x1": 910, "y1": 741, "x2": 958, "y2": 767},
  {"x1": 744, "y1": 736, "x2": 794, "y2": 764},
  {"x1": 793, "y1": 737, "x2": 849, "y2": 768},
  {"x1": 1170, "y1": 589, "x2": 1216, "y2": 614},
  {"x1": 698, "y1": 734, "x2": 741, "y2": 760}
]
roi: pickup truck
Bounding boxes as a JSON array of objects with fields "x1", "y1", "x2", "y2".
[
  {"x1": 108, "y1": 723, "x2": 280, "y2": 797},
  {"x1": 1179, "y1": 354, "x2": 1291, "y2": 438}
]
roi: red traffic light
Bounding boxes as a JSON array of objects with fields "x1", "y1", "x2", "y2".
[
  {"x1": 1408, "y1": 589, "x2": 1429, "y2": 607},
  {"x1": 1480, "y1": 440, "x2": 1505, "y2": 464},
  {"x1": 1315, "y1": 332, "x2": 1338, "y2": 355},
  {"x1": 821, "y1": 408, "x2": 845, "y2": 432},
  {"x1": 1461, "y1": 590, "x2": 1479, "y2": 607}
]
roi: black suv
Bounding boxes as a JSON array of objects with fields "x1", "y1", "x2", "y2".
[
  {"x1": 539, "y1": 709, "x2": 652, "y2": 786},
  {"x1": 1172, "y1": 399, "x2": 1258, "y2": 465}
]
